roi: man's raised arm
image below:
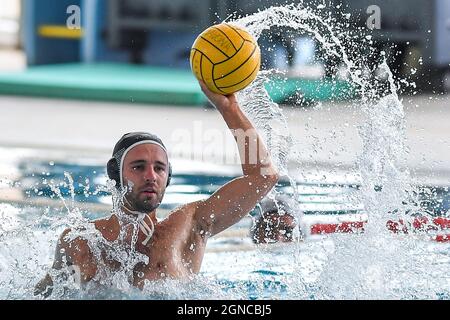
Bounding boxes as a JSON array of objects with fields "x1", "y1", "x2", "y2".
[{"x1": 194, "y1": 81, "x2": 279, "y2": 237}]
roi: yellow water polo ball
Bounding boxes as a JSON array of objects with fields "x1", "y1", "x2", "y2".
[{"x1": 190, "y1": 23, "x2": 261, "y2": 95}]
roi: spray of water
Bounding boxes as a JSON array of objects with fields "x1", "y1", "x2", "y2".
[
  {"x1": 231, "y1": 3, "x2": 448, "y2": 299},
  {"x1": 0, "y1": 3, "x2": 448, "y2": 300}
]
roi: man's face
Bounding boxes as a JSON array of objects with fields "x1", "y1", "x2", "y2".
[{"x1": 122, "y1": 144, "x2": 169, "y2": 213}]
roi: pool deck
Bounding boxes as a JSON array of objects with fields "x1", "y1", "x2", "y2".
[{"x1": 0, "y1": 92, "x2": 449, "y2": 186}]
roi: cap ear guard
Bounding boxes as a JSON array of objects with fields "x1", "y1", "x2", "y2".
[
  {"x1": 107, "y1": 157, "x2": 172, "y2": 188},
  {"x1": 107, "y1": 157, "x2": 120, "y2": 188}
]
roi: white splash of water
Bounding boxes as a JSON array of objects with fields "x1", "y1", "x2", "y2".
[{"x1": 230, "y1": 4, "x2": 448, "y2": 299}]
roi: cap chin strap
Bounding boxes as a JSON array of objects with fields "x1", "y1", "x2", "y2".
[{"x1": 123, "y1": 197, "x2": 155, "y2": 246}]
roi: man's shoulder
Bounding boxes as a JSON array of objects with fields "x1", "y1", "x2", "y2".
[
  {"x1": 164, "y1": 200, "x2": 203, "y2": 222},
  {"x1": 92, "y1": 214, "x2": 116, "y2": 228},
  {"x1": 161, "y1": 201, "x2": 211, "y2": 239},
  {"x1": 93, "y1": 214, "x2": 119, "y2": 242},
  {"x1": 59, "y1": 216, "x2": 111, "y2": 246}
]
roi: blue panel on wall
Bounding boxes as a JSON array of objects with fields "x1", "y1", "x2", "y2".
[
  {"x1": 24, "y1": 0, "x2": 204, "y2": 68},
  {"x1": 23, "y1": 0, "x2": 81, "y2": 65}
]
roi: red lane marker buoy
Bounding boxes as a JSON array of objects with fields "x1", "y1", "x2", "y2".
[
  {"x1": 311, "y1": 217, "x2": 450, "y2": 243},
  {"x1": 433, "y1": 234, "x2": 450, "y2": 242},
  {"x1": 310, "y1": 221, "x2": 365, "y2": 235}
]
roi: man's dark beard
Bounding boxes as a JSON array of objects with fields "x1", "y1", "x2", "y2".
[{"x1": 125, "y1": 191, "x2": 162, "y2": 213}]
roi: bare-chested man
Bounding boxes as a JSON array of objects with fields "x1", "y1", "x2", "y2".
[{"x1": 35, "y1": 81, "x2": 279, "y2": 297}]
